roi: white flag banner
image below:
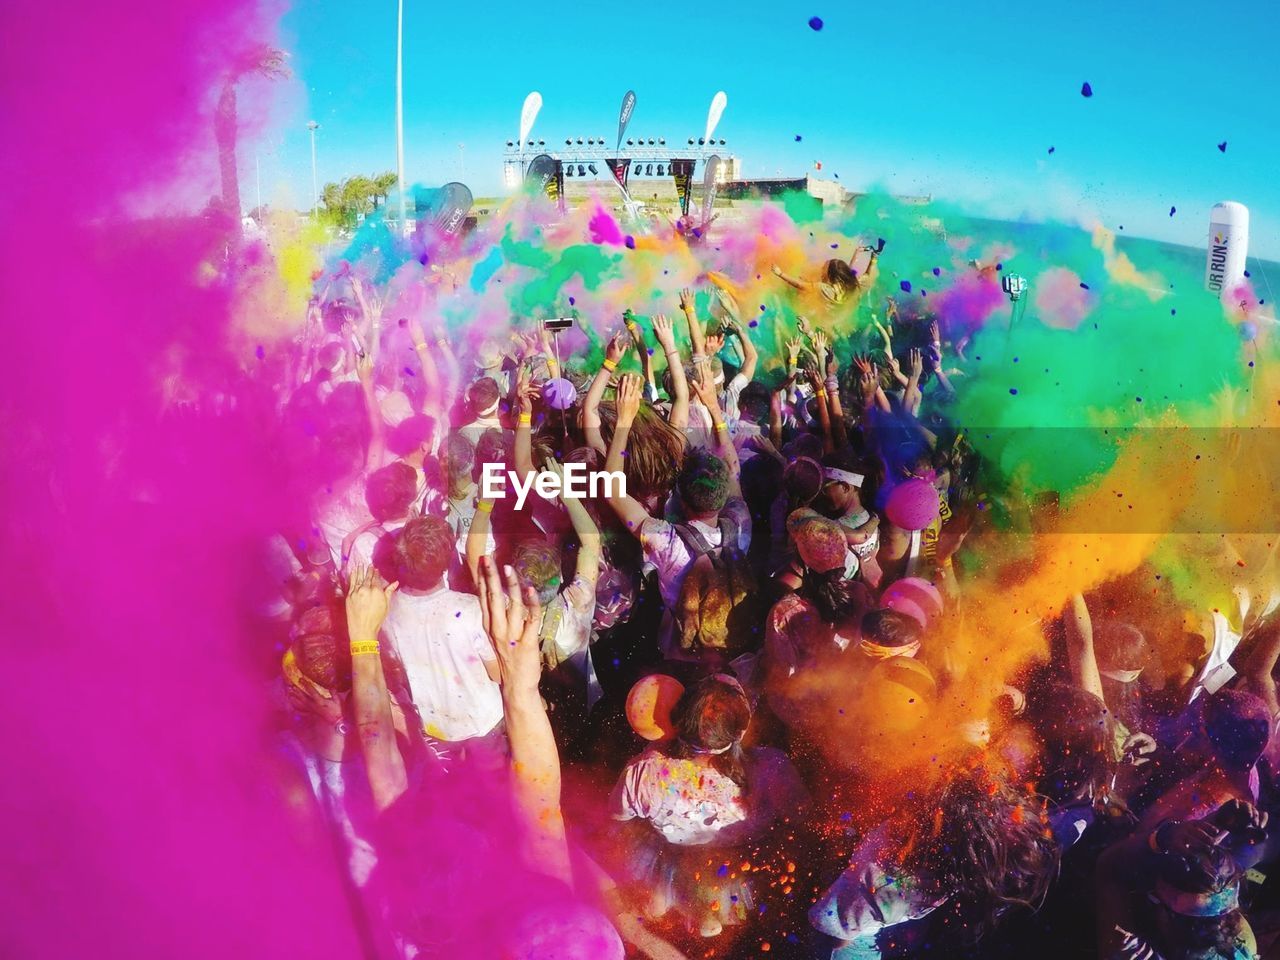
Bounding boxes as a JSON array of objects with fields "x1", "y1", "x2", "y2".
[
  {"x1": 519, "y1": 92, "x2": 543, "y2": 148},
  {"x1": 704, "y1": 91, "x2": 727, "y2": 145}
]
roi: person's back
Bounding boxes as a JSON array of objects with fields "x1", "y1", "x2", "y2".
[{"x1": 380, "y1": 517, "x2": 502, "y2": 745}]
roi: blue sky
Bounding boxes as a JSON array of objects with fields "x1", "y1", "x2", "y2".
[{"x1": 254, "y1": 0, "x2": 1280, "y2": 258}]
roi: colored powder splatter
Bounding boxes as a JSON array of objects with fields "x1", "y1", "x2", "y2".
[{"x1": 1033, "y1": 266, "x2": 1096, "y2": 330}]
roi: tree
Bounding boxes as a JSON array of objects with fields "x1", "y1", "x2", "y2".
[
  {"x1": 214, "y1": 45, "x2": 289, "y2": 234},
  {"x1": 372, "y1": 172, "x2": 398, "y2": 209}
]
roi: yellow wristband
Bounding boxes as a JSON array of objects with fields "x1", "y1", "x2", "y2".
[
  {"x1": 477, "y1": 499, "x2": 495, "y2": 513},
  {"x1": 517, "y1": 413, "x2": 532, "y2": 426},
  {"x1": 602, "y1": 357, "x2": 618, "y2": 372},
  {"x1": 713, "y1": 421, "x2": 728, "y2": 433},
  {"x1": 816, "y1": 389, "x2": 827, "y2": 398},
  {"x1": 350, "y1": 640, "x2": 380, "y2": 657}
]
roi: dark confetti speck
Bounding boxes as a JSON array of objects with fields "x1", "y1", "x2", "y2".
[
  {"x1": 794, "y1": 134, "x2": 803, "y2": 142},
  {"x1": 624, "y1": 235, "x2": 635, "y2": 249},
  {"x1": 1218, "y1": 141, "x2": 1228, "y2": 153},
  {"x1": 899, "y1": 280, "x2": 912, "y2": 293},
  {"x1": 830, "y1": 242, "x2": 839, "y2": 249},
  {"x1": 254, "y1": 345, "x2": 265, "y2": 359},
  {"x1": 1009, "y1": 388, "x2": 1018, "y2": 395},
  {"x1": 748, "y1": 319, "x2": 759, "y2": 328},
  {"x1": 1080, "y1": 282, "x2": 1090, "y2": 289},
  {"x1": 760, "y1": 304, "x2": 766, "y2": 311},
  {"x1": 568, "y1": 296, "x2": 575, "y2": 305},
  {"x1": 1081, "y1": 81, "x2": 1093, "y2": 97},
  {"x1": 1171, "y1": 309, "x2": 1177, "y2": 315},
  {"x1": 932, "y1": 267, "x2": 941, "y2": 276},
  {"x1": 1169, "y1": 206, "x2": 1176, "y2": 217},
  {"x1": 808, "y1": 15, "x2": 823, "y2": 30},
  {"x1": 1245, "y1": 270, "x2": 1251, "y2": 278},
  {"x1": 1048, "y1": 146, "x2": 1056, "y2": 154},
  {"x1": 996, "y1": 262, "x2": 1003, "y2": 271}
]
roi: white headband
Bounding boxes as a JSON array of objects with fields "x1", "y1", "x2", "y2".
[
  {"x1": 824, "y1": 467, "x2": 864, "y2": 488},
  {"x1": 475, "y1": 399, "x2": 500, "y2": 417}
]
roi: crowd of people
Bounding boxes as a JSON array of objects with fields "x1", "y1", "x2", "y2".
[{"x1": 260, "y1": 234, "x2": 1280, "y2": 960}]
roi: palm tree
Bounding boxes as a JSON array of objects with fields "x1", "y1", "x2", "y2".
[
  {"x1": 214, "y1": 45, "x2": 289, "y2": 232},
  {"x1": 372, "y1": 171, "x2": 398, "y2": 209},
  {"x1": 341, "y1": 175, "x2": 377, "y2": 223}
]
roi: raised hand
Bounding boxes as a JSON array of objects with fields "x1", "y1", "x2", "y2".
[
  {"x1": 678, "y1": 287, "x2": 695, "y2": 313},
  {"x1": 355, "y1": 350, "x2": 374, "y2": 383},
  {"x1": 907, "y1": 347, "x2": 923, "y2": 378},
  {"x1": 812, "y1": 328, "x2": 829, "y2": 359},
  {"x1": 786, "y1": 336, "x2": 803, "y2": 362},
  {"x1": 615, "y1": 373, "x2": 644, "y2": 423},
  {"x1": 625, "y1": 313, "x2": 646, "y2": 349},
  {"x1": 605, "y1": 329, "x2": 632, "y2": 364},
  {"x1": 690, "y1": 362, "x2": 719, "y2": 409},
  {"x1": 516, "y1": 363, "x2": 537, "y2": 415},
  {"x1": 652, "y1": 313, "x2": 676, "y2": 349},
  {"x1": 345, "y1": 563, "x2": 398, "y2": 642},
  {"x1": 705, "y1": 331, "x2": 726, "y2": 356},
  {"x1": 475, "y1": 556, "x2": 542, "y2": 697},
  {"x1": 795, "y1": 314, "x2": 812, "y2": 337}
]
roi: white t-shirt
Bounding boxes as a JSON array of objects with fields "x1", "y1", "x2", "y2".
[
  {"x1": 380, "y1": 585, "x2": 503, "y2": 742},
  {"x1": 640, "y1": 497, "x2": 752, "y2": 613},
  {"x1": 610, "y1": 745, "x2": 805, "y2": 846}
]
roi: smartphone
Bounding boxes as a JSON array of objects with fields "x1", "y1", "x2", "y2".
[{"x1": 543, "y1": 317, "x2": 574, "y2": 331}]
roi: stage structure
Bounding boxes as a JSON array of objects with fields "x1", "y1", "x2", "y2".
[{"x1": 502, "y1": 137, "x2": 741, "y2": 193}]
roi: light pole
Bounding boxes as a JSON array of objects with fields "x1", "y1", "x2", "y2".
[
  {"x1": 307, "y1": 120, "x2": 320, "y2": 216},
  {"x1": 395, "y1": 0, "x2": 407, "y2": 234}
]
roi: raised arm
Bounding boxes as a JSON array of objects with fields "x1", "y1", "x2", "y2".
[
  {"x1": 512, "y1": 363, "x2": 539, "y2": 481},
  {"x1": 771, "y1": 263, "x2": 813, "y2": 292},
  {"x1": 652, "y1": 313, "x2": 688, "y2": 431},
  {"x1": 818, "y1": 331, "x2": 851, "y2": 449},
  {"x1": 465, "y1": 493, "x2": 495, "y2": 590},
  {"x1": 604, "y1": 374, "x2": 654, "y2": 537},
  {"x1": 724, "y1": 316, "x2": 757, "y2": 382},
  {"x1": 408, "y1": 312, "x2": 444, "y2": 415},
  {"x1": 903, "y1": 347, "x2": 925, "y2": 417},
  {"x1": 350, "y1": 277, "x2": 384, "y2": 369},
  {"x1": 679, "y1": 287, "x2": 706, "y2": 359},
  {"x1": 1240, "y1": 617, "x2": 1280, "y2": 720},
  {"x1": 1064, "y1": 591, "x2": 1106, "y2": 702},
  {"x1": 355, "y1": 352, "x2": 386, "y2": 470},
  {"x1": 345, "y1": 564, "x2": 407, "y2": 812},
  {"x1": 690, "y1": 363, "x2": 742, "y2": 500},
  {"x1": 476, "y1": 556, "x2": 572, "y2": 885},
  {"x1": 584, "y1": 329, "x2": 630, "y2": 455},
  {"x1": 626, "y1": 311, "x2": 657, "y2": 399},
  {"x1": 805, "y1": 367, "x2": 835, "y2": 455},
  {"x1": 544, "y1": 459, "x2": 601, "y2": 590}
]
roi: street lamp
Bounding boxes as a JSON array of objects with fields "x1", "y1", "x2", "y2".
[
  {"x1": 307, "y1": 120, "x2": 320, "y2": 216},
  {"x1": 395, "y1": 0, "x2": 407, "y2": 234}
]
